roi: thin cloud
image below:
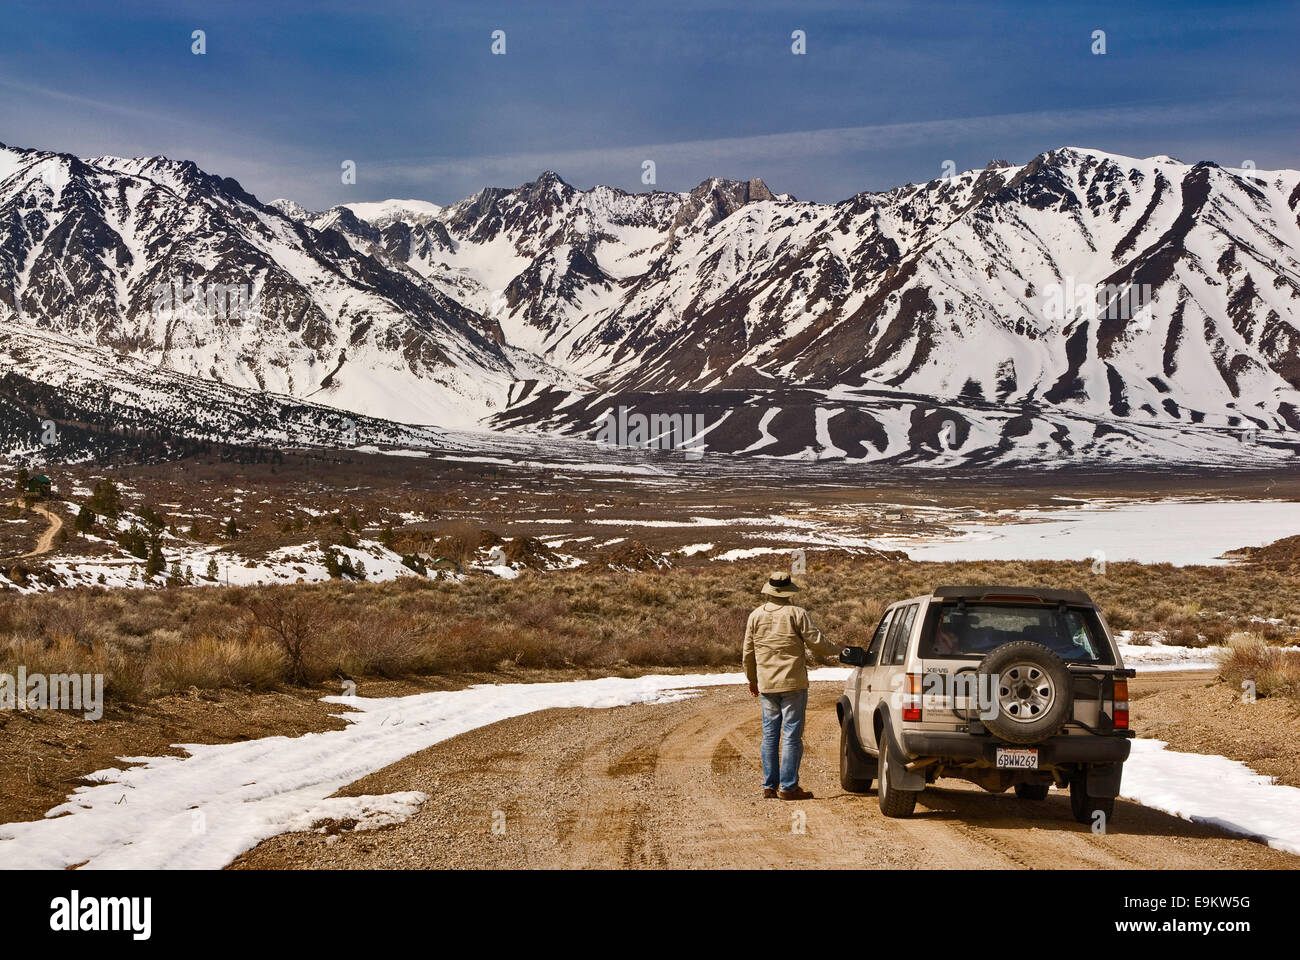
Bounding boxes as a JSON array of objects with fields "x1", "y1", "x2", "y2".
[
  {"x1": 0, "y1": 75, "x2": 185, "y2": 128},
  {"x1": 355, "y1": 98, "x2": 1300, "y2": 190}
]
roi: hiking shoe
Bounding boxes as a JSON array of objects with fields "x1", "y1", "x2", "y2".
[
  {"x1": 762, "y1": 788, "x2": 778, "y2": 799},
  {"x1": 779, "y1": 786, "x2": 814, "y2": 801}
]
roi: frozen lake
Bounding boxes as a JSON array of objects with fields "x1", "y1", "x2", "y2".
[{"x1": 870, "y1": 499, "x2": 1300, "y2": 566}]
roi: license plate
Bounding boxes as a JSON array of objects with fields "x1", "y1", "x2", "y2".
[{"x1": 996, "y1": 748, "x2": 1039, "y2": 769}]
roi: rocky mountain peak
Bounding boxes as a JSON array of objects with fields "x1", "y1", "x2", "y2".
[{"x1": 669, "y1": 176, "x2": 779, "y2": 236}]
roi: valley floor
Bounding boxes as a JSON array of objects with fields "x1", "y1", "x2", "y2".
[
  {"x1": 5, "y1": 454, "x2": 1300, "y2": 593},
  {"x1": 3, "y1": 456, "x2": 1299, "y2": 869}
]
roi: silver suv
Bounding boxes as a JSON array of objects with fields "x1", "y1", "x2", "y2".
[{"x1": 837, "y1": 586, "x2": 1134, "y2": 821}]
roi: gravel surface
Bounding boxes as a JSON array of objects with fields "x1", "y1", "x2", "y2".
[{"x1": 231, "y1": 680, "x2": 1299, "y2": 870}]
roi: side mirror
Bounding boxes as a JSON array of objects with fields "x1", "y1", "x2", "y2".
[{"x1": 839, "y1": 646, "x2": 869, "y2": 667}]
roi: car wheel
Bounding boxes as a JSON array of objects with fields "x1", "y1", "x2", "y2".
[
  {"x1": 1014, "y1": 782, "x2": 1050, "y2": 801},
  {"x1": 1069, "y1": 770, "x2": 1116, "y2": 825},
  {"x1": 877, "y1": 738, "x2": 917, "y2": 818},
  {"x1": 839, "y1": 721, "x2": 873, "y2": 793},
  {"x1": 978, "y1": 641, "x2": 1073, "y2": 745}
]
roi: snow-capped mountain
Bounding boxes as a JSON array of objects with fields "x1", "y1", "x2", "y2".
[
  {"x1": 3, "y1": 141, "x2": 1299, "y2": 465},
  {"x1": 0, "y1": 143, "x2": 549, "y2": 429},
  {"x1": 483, "y1": 151, "x2": 1300, "y2": 457},
  {"x1": 0, "y1": 322, "x2": 447, "y2": 460}
]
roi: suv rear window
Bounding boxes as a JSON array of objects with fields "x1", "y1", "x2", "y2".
[{"x1": 920, "y1": 603, "x2": 1111, "y2": 663}]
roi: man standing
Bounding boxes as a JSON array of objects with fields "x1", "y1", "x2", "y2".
[{"x1": 743, "y1": 571, "x2": 840, "y2": 800}]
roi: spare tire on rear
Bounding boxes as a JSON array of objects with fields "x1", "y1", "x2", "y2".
[{"x1": 978, "y1": 641, "x2": 1072, "y2": 745}]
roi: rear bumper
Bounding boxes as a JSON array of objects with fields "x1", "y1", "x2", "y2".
[{"x1": 899, "y1": 730, "x2": 1132, "y2": 765}]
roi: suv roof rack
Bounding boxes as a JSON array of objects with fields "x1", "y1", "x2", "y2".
[{"x1": 931, "y1": 585, "x2": 1095, "y2": 606}]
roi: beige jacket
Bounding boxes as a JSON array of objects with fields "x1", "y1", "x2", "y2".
[{"x1": 743, "y1": 600, "x2": 838, "y2": 693}]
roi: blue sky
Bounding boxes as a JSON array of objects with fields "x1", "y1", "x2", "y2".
[{"x1": 1, "y1": 0, "x2": 1296, "y2": 209}]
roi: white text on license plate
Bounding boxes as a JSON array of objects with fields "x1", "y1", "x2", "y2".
[{"x1": 996, "y1": 748, "x2": 1039, "y2": 769}]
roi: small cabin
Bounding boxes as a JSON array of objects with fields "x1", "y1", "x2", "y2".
[{"x1": 26, "y1": 475, "x2": 52, "y2": 498}]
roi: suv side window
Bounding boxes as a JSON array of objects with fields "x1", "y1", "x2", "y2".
[
  {"x1": 866, "y1": 608, "x2": 894, "y2": 665},
  {"x1": 887, "y1": 604, "x2": 919, "y2": 665},
  {"x1": 881, "y1": 605, "x2": 907, "y2": 664},
  {"x1": 894, "y1": 600, "x2": 925, "y2": 660}
]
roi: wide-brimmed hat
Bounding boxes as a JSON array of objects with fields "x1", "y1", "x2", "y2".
[{"x1": 762, "y1": 570, "x2": 801, "y2": 598}]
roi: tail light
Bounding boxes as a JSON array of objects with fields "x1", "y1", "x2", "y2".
[
  {"x1": 1112, "y1": 679, "x2": 1129, "y2": 730},
  {"x1": 903, "y1": 673, "x2": 923, "y2": 722}
]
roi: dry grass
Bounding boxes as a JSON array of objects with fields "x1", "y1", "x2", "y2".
[
  {"x1": 1218, "y1": 632, "x2": 1300, "y2": 701},
  {"x1": 1, "y1": 554, "x2": 1297, "y2": 708}
]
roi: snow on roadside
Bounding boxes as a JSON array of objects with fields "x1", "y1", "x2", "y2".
[
  {"x1": 1117, "y1": 636, "x2": 1225, "y2": 672},
  {"x1": 0, "y1": 669, "x2": 839, "y2": 870},
  {"x1": 5, "y1": 666, "x2": 1297, "y2": 869},
  {"x1": 1124, "y1": 740, "x2": 1300, "y2": 855}
]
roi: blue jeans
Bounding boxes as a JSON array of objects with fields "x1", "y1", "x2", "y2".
[{"x1": 760, "y1": 689, "x2": 809, "y2": 792}]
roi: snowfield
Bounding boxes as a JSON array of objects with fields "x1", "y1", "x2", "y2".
[
  {"x1": 3, "y1": 656, "x2": 1295, "y2": 869},
  {"x1": 868, "y1": 499, "x2": 1300, "y2": 566}
]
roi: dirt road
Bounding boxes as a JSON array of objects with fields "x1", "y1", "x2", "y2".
[
  {"x1": 232, "y1": 679, "x2": 1298, "y2": 870},
  {"x1": 9, "y1": 499, "x2": 62, "y2": 559}
]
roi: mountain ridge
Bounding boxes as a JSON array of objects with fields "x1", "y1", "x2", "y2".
[{"x1": 3, "y1": 141, "x2": 1299, "y2": 465}]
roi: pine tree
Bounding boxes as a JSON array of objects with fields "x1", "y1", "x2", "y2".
[
  {"x1": 224, "y1": 517, "x2": 238, "y2": 540},
  {"x1": 205, "y1": 557, "x2": 219, "y2": 581},
  {"x1": 145, "y1": 542, "x2": 165, "y2": 580},
  {"x1": 117, "y1": 526, "x2": 149, "y2": 559},
  {"x1": 89, "y1": 478, "x2": 121, "y2": 520},
  {"x1": 139, "y1": 504, "x2": 166, "y2": 531},
  {"x1": 75, "y1": 505, "x2": 96, "y2": 534}
]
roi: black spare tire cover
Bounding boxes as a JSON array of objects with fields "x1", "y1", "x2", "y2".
[{"x1": 978, "y1": 641, "x2": 1073, "y2": 745}]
